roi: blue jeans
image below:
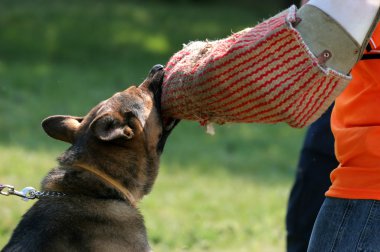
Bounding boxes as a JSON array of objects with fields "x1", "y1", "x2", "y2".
[
  {"x1": 287, "y1": 104, "x2": 338, "y2": 252},
  {"x1": 308, "y1": 197, "x2": 380, "y2": 252}
]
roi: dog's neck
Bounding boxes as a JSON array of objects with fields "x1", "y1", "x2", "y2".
[
  {"x1": 72, "y1": 162, "x2": 137, "y2": 206},
  {"x1": 40, "y1": 160, "x2": 155, "y2": 206}
]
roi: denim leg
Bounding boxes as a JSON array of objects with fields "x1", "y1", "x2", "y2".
[
  {"x1": 287, "y1": 104, "x2": 338, "y2": 252},
  {"x1": 308, "y1": 197, "x2": 380, "y2": 252},
  {"x1": 286, "y1": 150, "x2": 337, "y2": 252}
]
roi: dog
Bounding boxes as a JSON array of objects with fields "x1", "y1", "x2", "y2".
[{"x1": 2, "y1": 65, "x2": 178, "y2": 252}]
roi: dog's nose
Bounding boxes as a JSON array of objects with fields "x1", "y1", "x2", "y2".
[{"x1": 149, "y1": 64, "x2": 164, "y2": 77}]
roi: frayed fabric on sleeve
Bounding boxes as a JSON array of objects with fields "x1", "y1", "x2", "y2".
[{"x1": 162, "y1": 6, "x2": 350, "y2": 128}]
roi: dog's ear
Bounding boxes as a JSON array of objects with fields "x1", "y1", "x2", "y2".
[
  {"x1": 90, "y1": 113, "x2": 135, "y2": 142},
  {"x1": 42, "y1": 115, "x2": 83, "y2": 143}
]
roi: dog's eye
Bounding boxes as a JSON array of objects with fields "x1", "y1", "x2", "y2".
[
  {"x1": 124, "y1": 111, "x2": 134, "y2": 119},
  {"x1": 124, "y1": 111, "x2": 137, "y2": 127}
]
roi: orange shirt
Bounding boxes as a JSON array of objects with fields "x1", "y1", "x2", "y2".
[{"x1": 327, "y1": 24, "x2": 380, "y2": 200}]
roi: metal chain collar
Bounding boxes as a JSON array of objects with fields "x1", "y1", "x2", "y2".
[{"x1": 0, "y1": 184, "x2": 65, "y2": 201}]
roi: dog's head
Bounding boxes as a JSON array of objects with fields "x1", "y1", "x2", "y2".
[{"x1": 41, "y1": 65, "x2": 178, "y2": 199}]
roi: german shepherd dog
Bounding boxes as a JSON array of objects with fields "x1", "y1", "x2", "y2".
[{"x1": 2, "y1": 65, "x2": 178, "y2": 252}]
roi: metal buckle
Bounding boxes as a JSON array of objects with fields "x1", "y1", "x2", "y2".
[
  {"x1": 0, "y1": 184, "x2": 15, "y2": 196},
  {"x1": 0, "y1": 184, "x2": 37, "y2": 201},
  {"x1": 1, "y1": 183, "x2": 65, "y2": 201}
]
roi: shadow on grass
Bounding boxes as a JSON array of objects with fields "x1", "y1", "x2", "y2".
[{"x1": 0, "y1": 0, "x2": 283, "y2": 64}]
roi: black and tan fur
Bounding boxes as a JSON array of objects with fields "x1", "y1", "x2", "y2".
[{"x1": 2, "y1": 65, "x2": 178, "y2": 252}]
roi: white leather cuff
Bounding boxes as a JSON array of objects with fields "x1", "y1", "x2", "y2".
[{"x1": 308, "y1": 0, "x2": 380, "y2": 44}]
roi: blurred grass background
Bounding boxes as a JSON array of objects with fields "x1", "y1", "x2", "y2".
[{"x1": 0, "y1": 0, "x2": 305, "y2": 251}]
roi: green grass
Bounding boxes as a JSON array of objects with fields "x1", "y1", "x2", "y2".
[{"x1": 0, "y1": 1, "x2": 305, "y2": 251}]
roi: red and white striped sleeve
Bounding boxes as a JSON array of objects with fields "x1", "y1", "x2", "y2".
[{"x1": 161, "y1": 6, "x2": 350, "y2": 128}]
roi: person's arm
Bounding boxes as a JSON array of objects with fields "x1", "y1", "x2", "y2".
[
  {"x1": 308, "y1": 0, "x2": 380, "y2": 45},
  {"x1": 161, "y1": 2, "x2": 380, "y2": 128},
  {"x1": 296, "y1": 0, "x2": 380, "y2": 73}
]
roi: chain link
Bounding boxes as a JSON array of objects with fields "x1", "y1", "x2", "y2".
[{"x1": 0, "y1": 184, "x2": 65, "y2": 201}]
